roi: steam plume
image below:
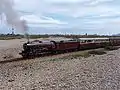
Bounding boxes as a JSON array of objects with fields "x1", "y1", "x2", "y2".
[{"x1": 0, "y1": 0, "x2": 27, "y2": 33}]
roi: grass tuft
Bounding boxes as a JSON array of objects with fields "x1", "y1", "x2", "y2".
[
  {"x1": 71, "y1": 52, "x2": 91, "y2": 59},
  {"x1": 88, "y1": 50, "x2": 106, "y2": 55},
  {"x1": 104, "y1": 46, "x2": 119, "y2": 51}
]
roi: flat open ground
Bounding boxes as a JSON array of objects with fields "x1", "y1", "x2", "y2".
[{"x1": 0, "y1": 39, "x2": 120, "y2": 90}]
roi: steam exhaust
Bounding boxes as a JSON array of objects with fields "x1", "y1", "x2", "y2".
[{"x1": 0, "y1": 0, "x2": 29, "y2": 42}]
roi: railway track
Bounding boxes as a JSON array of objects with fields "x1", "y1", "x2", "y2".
[{"x1": 0, "y1": 48, "x2": 107, "y2": 64}]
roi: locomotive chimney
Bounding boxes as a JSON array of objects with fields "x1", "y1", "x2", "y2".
[{"x1": 25, "y1": 32, "x2": 30, "y2": 43}]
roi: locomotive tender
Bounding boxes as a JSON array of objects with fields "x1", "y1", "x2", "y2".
[{"x1": 20, "y1": 37, "x2": 120, "y2": 58}]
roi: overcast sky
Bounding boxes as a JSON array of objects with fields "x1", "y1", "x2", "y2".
[{"x1": 0, "y1": 0, "x2": 120, "y2": 35}]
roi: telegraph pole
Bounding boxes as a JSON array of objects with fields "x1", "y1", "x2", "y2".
[{"x1": 12, "y1": 27, "x2": 14, "y2": 35}]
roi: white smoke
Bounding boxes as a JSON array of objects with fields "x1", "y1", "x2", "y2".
[{"x1": 0, "y1": 0, "x2": 27, "y2": 33}]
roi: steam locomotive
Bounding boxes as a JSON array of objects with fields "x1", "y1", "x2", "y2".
[{"x1": 20, "y1": 37, "x2": 120, "y2": 58}]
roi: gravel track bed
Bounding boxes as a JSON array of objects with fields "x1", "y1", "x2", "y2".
[{"x1": 0, "y1": 49, "x2": 120, "y2": 90}]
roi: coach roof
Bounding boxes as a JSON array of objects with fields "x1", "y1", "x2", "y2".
[{"x1": 79, "y1": 38, "x2": 109, "y2": 41}]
